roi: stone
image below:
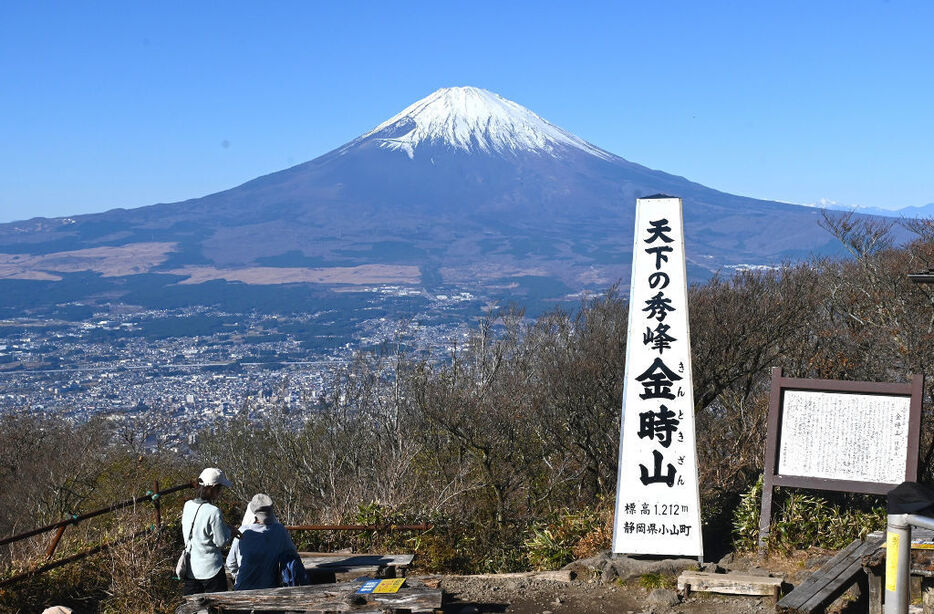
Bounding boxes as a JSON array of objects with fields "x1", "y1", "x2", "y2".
[
  {"x1": 647, "y1": 588, "x2": 681, "y2": 607},
  {"x1": 535, "y1": 569, "x2": 577, "y2": 582}
]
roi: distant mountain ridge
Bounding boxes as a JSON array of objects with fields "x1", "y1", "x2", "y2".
[
  {"x1": 0, "y1": 86, "x2": 898, "y2": 319},
  {"x1": 819, "y1": 201, "x2": 934, "y2": 218}
]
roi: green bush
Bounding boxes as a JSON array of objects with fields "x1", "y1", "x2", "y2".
[
  {"x1": 639, "y1": 572, "x2": 676, "y2": 589},
  {"x1": 732, "y1": 475, "x2": 763, "y2": 551},
  {"x1": 732, "y1": 475, "x2": 886, "y2": 553}
]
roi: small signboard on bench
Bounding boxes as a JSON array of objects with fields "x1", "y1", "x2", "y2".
[{"x1": 757, "y1": 368, "x2": 923, "y2": 551}]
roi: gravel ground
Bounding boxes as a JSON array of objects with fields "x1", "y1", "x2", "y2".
[
  {"x1": 436, "y1": 574, "x2": 778, "y2": 614},
  {"x1": 425, "y1": 549, "x2": 846, "y2": 614}
]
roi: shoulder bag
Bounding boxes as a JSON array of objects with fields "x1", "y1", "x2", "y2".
[{"x1": 175, "y1": 502, "x2": 204, "y2": 580}]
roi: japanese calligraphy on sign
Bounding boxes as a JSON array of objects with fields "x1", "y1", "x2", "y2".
[
  {"x1": 612, "y1": 196, "x2": 703, "y2": 557},
  {"x1": 755, "y1": 368, "x2": 922, "y2": 552},
  {"x1": 778, "y1": 390, "x2": 910, "y2": 484}
]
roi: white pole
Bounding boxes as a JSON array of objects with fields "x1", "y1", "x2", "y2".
[{"x1": 885, "y1": 514, "x2": 911, "y2": 614}]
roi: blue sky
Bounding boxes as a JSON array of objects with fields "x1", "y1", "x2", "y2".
[{"x1": 1, "y1": 1, "x2": 932, "y2": 222}]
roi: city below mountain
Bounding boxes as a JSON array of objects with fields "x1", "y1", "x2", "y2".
[{"x1": 2, "y1": 86, "x2": 913, "y2": 439}]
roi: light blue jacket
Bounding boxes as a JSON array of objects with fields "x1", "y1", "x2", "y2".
[{"x1": 181, "y1": 499, "x2": 232, "y2": 580}]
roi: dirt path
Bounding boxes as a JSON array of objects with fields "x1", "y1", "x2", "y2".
[
  {"x1": 436, "y1": 574, "x2": 775, "y2": 614},
  {"x1": 425, "y1": 549, "x2": 842, "y2": 614}
]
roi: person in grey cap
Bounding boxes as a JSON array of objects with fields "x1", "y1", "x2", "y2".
[
  {"x1": 225, "y1": 493, "x2": 298, "y2": 590},
  {"x1": 181, "y1": 468, "x2": 234, "y2": 595}
]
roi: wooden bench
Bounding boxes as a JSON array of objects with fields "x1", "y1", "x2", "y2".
[
  {"x1": 778, "y1": 534, "x2": 885, "y2": 613},
  {"x1": 678, "y1": 571, "x2": 783, "y2": 603},
  {"x1": 177, "y1": 578, "x2": 441, "y2": 614},
  {"x1": 299, "y1": 552, "x2": 415, "y2": 582}
]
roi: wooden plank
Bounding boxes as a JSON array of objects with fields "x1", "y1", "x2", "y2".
[
  {"x1": 778, "y1": 536, "x2": 884, "y2": 612},
  {"x1": 799, "y1": 558, "x2": 862, "y2": 611},
  {"x1": 421, "y1": 570, "x2": 576, "y2": 583},
  {"x1": 299, "y1": 553, "x2": 415, "y2": 568},
  {"x1": 299, "y1": 552, "x2": 415, "y2": 581},
  {"x1": 176, "y1": 580, "x2": 441, "y2": 614},
  {"x1": 799, "y1": 538, "x2": 883, "y2": 612},
  {"x1": 779, "y1": 538, "x2": 865, "y2": 610},
  {"x1": 678, "y1": 571, "x2": 782, "y2": 597}
]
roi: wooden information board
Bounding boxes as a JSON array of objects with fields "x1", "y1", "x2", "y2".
[{"x1": 757, "y1": 367, "x2": 923, "y2": 551}]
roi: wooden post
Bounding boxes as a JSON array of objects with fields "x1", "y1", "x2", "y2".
[
  {"x1": 153, "y1": 480, "x2": 162, "y2": 528},
  {"x1": 45, "y1": 525, "x2": 67, "y2": 560},
  {"x1": 869, "y1": 568, "x2": 884, "y2": 614},
  {"x1": 758, "y1": 367, "x2": 784, "y2": 557},
  {"x1": 921, "y1": 577, "x2": 934, "y2": 614}
]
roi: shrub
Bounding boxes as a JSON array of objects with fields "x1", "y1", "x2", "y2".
[
  {"x1": 732, "y1": 475, "x2": 886, "y2": 553},
  {"x1": 639, "y1": 572, "x2": 675, "y2": 589},
  {"x1": 525, "y1": 507, "x2": 608, "y2": 571}
]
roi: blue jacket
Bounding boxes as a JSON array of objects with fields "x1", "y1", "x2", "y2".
[{"x1": 225, "y1": 522, "x2": 298, "y2": 590}]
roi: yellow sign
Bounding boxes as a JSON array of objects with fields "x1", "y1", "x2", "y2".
[
  {"x1": 886, "y1": 532, "x2": 900, "y2": 592},
  {"x1": 373, "y1": 578, "x2": 406, "y2": 593}
]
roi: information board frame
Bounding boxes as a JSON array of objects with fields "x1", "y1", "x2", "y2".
[{"x1": 757, "y1": 367, "x2": 923, "y2": 551}]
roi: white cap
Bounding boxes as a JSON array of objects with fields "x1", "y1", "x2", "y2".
[
  {"x1": 198, "y1": 467, "x2": 233, "y2": 488},
  {"x1": 42, "y1": 608, "x2": 73, "y2": 614}
]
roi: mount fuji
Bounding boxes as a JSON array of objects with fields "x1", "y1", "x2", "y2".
[{"x1": 0, "y1": 86, "x2": 849, "y2": 319}]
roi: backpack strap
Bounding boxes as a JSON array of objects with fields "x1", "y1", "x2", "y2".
[{"x1": 185, "y1": 503, "x2": 205, "y2": 551}]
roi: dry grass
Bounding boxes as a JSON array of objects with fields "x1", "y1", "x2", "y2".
[
  {"x1": 573, "y1": 505, "x2": 614, "y2": 560},
  {"x1": 166, "y1": 264, "x2": 421, "y2": 285},
  {"x1": 101, "y1": 512, "x2": 180, "y2": 614},
  {"x1": 0, "y1": 243, "x2": 176, "y2": 280}
]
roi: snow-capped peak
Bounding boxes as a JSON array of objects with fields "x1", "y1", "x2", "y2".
[{"x1": 358, "y1": 86, "x2": 612, "y2": 160}]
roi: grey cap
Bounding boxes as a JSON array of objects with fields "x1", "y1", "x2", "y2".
[{"x1": 249, "y1": 493, "x2": 275, "y2": 523}]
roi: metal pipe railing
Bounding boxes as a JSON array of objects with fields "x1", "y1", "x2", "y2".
[
  {"x1": 0, "y1": 527, "x2": 153, "y2": 588},
  {"x1": 885, "y1": 513, "x2": 934, "y2": 614},
  {"x1": 0, "y1": 480, "x2": 194, "y2": 587},
  {"x1": 284, "y1": 524, "x2": 433, "y2": 532},
  {"x1": 0, "y1": 481, "x2": 194, "y2": 548}
]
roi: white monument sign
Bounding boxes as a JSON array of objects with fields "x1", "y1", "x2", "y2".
[{"x1": 612, "y1": 196, "x2": 703, "y2": 557}]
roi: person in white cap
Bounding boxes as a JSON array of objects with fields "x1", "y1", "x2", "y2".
[
  {"x1": 225, "y1": 493, "x2": 298, "y2": 590},
  {"x1": 180, "y1": 467, "x2": 234, "y2": 595}
]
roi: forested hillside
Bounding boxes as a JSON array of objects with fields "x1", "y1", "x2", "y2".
[{"x1": 2, "y1": 213, "x2": 933, "y2": 613}]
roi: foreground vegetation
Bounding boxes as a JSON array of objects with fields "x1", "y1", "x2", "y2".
[{"x1": 2, "y1": 214, "x2": 933, "y2": 613}]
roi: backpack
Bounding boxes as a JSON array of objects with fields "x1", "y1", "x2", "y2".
[{"x1": 279, "y1": 552, "x2": 311, "y2": 587}]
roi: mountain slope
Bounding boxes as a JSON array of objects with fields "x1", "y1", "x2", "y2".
[{"x1": 0, "y1": 86, "x2": 852, "y2": 315}]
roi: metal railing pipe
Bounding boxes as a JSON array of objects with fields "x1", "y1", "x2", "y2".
[
  {"x1": 0, "y1": 481, "x2": 194, "y2": 547},
  {"x1": 284, "y1": 524, "x2": 433, "y2": 532},
  {"x1": 0, "y1": 527, "x2": 153, "y2": 588}
]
